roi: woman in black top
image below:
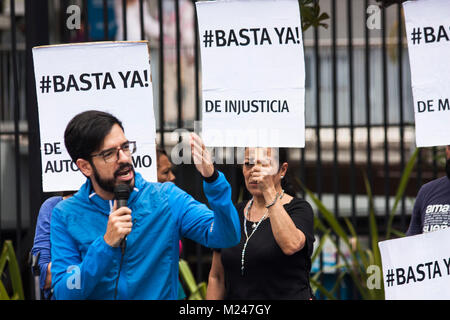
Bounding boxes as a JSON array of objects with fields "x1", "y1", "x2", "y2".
[{"x1": 207, "y1": 147, "x2": 315, "y2": 300}]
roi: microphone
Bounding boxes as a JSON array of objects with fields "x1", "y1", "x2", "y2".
[{"x1": 114, "y1": 184, "x2": 131, "y2": 251}]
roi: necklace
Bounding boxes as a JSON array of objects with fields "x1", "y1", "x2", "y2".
[
  {"x1": 241, "y1": 190, "x2": 285, "y2": 276},
  {"x1": 241, "y1": 199, "x2": 268, "y2": 276}
]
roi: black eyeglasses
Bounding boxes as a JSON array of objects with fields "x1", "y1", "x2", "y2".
[{"x1": 91, "y1": 141, "x2": 136, "y2": 163}]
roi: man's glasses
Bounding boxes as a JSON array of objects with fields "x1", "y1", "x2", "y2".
[{"x1": 91, "y1": 141, "x2": 136, "y2": 163}]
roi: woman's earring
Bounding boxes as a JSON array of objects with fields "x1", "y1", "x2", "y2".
[{"x1": 280, "y1": 175, "x2": 284, "y2": 179}]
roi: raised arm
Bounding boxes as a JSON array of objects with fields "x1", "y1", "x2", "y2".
[{"x1": 169, "y1": 133, "x2": 240, "y2": 247}]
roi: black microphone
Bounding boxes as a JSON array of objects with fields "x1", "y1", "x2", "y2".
[{"x1": 114, "y1": 184, "x2": 131, "y2": 251}]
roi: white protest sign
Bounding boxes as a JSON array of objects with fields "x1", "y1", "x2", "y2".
[
  {"x1": 378, "y1": 229, "x2": 450, "y2": 300},
  {"x1": 33, "y1": 41, "x2": 157, "y2": 192},
  {"x1": 196, "y1": 0, "x2": 305, "y2": 148},
  {"x1": 403, "y1": 0, "x2": 450, "y2": 147}
]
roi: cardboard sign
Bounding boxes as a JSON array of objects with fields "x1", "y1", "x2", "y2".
[
  {"x1": 196, "y1": 0, "x2": 306, "y2": 148},
  {"x1": 403, "y1": 0, "x2": 450, "y2": 147},
  {"x1": 379, "y1": 229, "x2": 450, "y2": 300},
  {"x1": 33, "y1": 41, "x2": 157, "y2": 192}
]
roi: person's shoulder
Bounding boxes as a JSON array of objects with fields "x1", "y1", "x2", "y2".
[
  {"x1": 134, "y1": 171, "x2": 175, "y2": 193},
  {"x1": 420, "y1": 176, "x2": 450, "y2": 194},
  {"x1": 149, "y1": 181, "x2": 180, "y2": 200},
  {"x1": 285, "y1": 196, "x2": 313, "y2": 211},
  {"x1": 282, "y1": 197, "x2": 314, "y2": 219},
  {"x1": 137, "y1": 179, "x2": 181, "y2": 205},
  {"x1": 36, "y1": 196, "x2": 62, "y2": 223},
  {"x1": 131, "y1": 173, "x2": 170, "y2": 198},
  {"x1": 52, "y1": 191, "x2": 85, "y2": 219},
  {"x1": 157, "y1": 181, "x2": 177, "y2": 192},
  {"x1": 40, "y1": 196, "x2": 63, "y2": 211}
]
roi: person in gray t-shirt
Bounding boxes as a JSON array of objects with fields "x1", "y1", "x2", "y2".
[{"x1": 407, "y1": 146, "x2": 450, "y2": 236}]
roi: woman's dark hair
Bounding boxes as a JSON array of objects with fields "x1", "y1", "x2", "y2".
[
  {"x1": 64, "y1": 110, "x2": 124, "y2": 162},
  {"x1": 277, "y1": 148, "x2": 298, "y2": 197},
  {"x1": 156, "y1": 146, "x2": 168, "y2": 162}
]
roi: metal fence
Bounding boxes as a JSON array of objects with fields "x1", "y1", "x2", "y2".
[{"x1": 0, "y1": 0, "x2": 444, "y2": 299}]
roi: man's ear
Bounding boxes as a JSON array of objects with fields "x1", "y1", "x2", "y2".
[{"x1": 76, "y1": 158, "x2": 93, "y2": 177}]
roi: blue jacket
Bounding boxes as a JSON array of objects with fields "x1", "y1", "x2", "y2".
[
  {"x1": 50, "y1": 171, "x2": 240, "y2": 299},
  {"x1": 31, "y1": 196, "x2": 62, "y2": 299}
]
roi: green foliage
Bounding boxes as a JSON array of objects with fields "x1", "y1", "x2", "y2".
[
  {"x1": 179, "y1": 258, "x2": 206, "y2": 300},
  {"x1": 299, "y1": 0, "x2": 329, "y2": 31},
  {"x1": 0, "y1": 240, "x2": 24, "y2": 300},
  {"x1": 298, "y1": 148, "x2": 418, "y2": 300}
]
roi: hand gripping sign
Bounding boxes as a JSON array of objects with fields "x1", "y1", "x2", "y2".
[
  {"x1": 403, "y1": 0, "x2": 450, "y2": 147},
  {"x1": 196, "y1": 0, "x2": 306, "y2": 148},
  {"x1": 379, "y1": 228, "x2": 450, "y2": 300},
  {"x1": 33, "y1": 41, "x2": 157, "y2": 192}
]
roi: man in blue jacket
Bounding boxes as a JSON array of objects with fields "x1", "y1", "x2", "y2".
[{"x1": 50, "y1": 110, "x2": 240, "y2": 299}]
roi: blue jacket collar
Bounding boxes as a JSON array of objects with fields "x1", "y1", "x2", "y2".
[{"x1": 77, "y1": 172, "x2": 146, "y2": 215}]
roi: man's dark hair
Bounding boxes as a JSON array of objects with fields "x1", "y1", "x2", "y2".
[{"x1": 64, "y1": 110, "x2": 124, "y2": 162}]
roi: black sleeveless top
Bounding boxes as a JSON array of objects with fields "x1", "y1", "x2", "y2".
[{"x1": 220, "y1": 198, "x2": 315, "y2": 300}]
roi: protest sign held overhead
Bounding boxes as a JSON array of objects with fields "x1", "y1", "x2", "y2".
[
  {"x1": 33, "y1": 41, "x2": 157, "y2": 192},
  {"x1": 379, "y1": 228, "x2": 450, "y2": 300},
  {"x1": 196, "y1": 0, "x2": 306, "y2": 148},
  {"x1": 403, "y1": 0, "x2": 450, "y2": 147}
]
